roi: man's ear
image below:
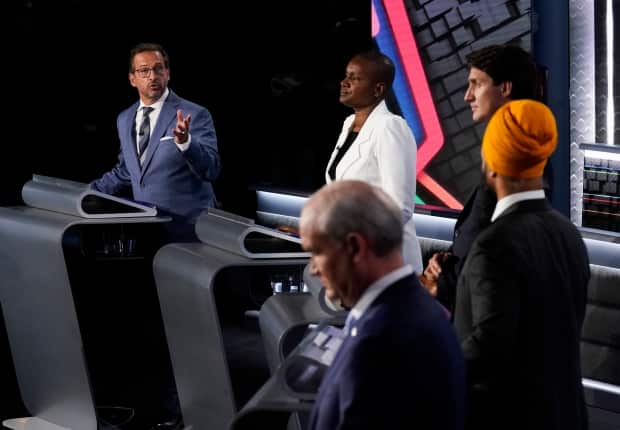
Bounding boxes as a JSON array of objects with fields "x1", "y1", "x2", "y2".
[
  {"x1": 484, "y1": 164, "x2": 498, "y2": 180},
  {"x1": 129, "y1": 73, "x2": 137, "y2": 88},
  {"x1": 500, "y1": 81, "x2": 513, "y2": 98},
  {"x1": 345, "y1": 232, "x2": 363, "y2": 260}
]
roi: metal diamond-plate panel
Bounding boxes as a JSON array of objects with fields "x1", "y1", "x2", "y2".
[
  {"x1": 594, "y1": 1, "x2": 608, "y2": 145},
  {"x1": 569, "y1": 0, "x2": 595, "y2": 226},
  {"x1": 404, "y1": 0, "x2": 533, "y2": 204},
  {"x1": 594, "y1": 0, "x2": 620, "y2": 147}
]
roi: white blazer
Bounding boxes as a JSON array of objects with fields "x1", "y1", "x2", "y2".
[{"x1": 325, "y1": 101, "x2": 423, "y2": 273}]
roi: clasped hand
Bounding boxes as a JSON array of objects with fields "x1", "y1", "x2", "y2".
[{"x1": 418, "y1": 251, "x2": 451, "y2": 297}]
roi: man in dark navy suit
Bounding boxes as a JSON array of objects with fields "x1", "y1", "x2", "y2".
[{"x1": 299, "y1": 180, "x2": 465, "y2": 430}]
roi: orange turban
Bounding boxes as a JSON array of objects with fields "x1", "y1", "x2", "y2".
[{"x1": 481, "y1": 100, "x2": 557, "y2": 179}]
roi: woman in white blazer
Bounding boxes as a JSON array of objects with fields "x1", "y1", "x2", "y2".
[{"x1": 325, "y1": 51, "x2": 423, "y2": 273}]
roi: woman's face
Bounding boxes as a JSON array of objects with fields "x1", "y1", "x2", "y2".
[{"x1": 339, "y1": 57, "x2": 382, "y2": 109}]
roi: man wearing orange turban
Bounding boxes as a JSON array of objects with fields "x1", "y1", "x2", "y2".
[
  {"x1": 482, "y1": 99, "x2": 557, "y2": 180},
  {"x1": 454, "y1": 99, "x2": 590, "y2": 430}
]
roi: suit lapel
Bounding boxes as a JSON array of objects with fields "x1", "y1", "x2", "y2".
[
  {"x1": 326, "y1": 116, "x2": 354, "y2": 181},
  {"x1": 313, "y1": 332, "x2": 355, "y2": 413},
  {"x1": 332, "y1": 101, "x2": 389, "y2": 180},
  {"x1": 140, "y1": 92, "x2": 179, "y2": 178},
  {"x1": 454, "y1": 186, "x2": 479, "y2": 231},
  {"x1": 122, "y1": 105, "x2": 142, "y2": 176},
  {"x1": 335, "y1": 130, "x2": 365, "y2": 179},
  {"x1": 313, "y1": 276, "x2": 413, "y2": 419}
]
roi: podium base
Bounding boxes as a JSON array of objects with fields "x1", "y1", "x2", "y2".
[{"x1": 3, "y1": 417, "x2": 71, "y2": 430}]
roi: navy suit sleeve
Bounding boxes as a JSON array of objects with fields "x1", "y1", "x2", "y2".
[{"x1": 183, "y1": 107, "x2": 221, "y2": 181}]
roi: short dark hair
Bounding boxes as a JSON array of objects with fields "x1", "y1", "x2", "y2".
[
  {"x1": 129, "y1": 43, "x2": 170, "y2": 73},
  {"x1": 466, "y1": 44, "x2": 537, "y2": 100},
  {"x1": 354, "y1": 50, "x2": 396, "y2": 88}
]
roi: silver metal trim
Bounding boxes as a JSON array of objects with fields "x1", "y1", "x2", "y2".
[
  {"x1": 22, "y1": 175, "x2": 157, "y2": 218},
  {"x1": 195, "y1": 209, "x2": 309, "y2": 259},
  {"x1": 582, "y1": 378, "x2": 620, "y2": 395}
]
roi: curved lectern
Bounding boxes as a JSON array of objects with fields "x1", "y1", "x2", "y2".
[
  {"x1": 260, "y1": 264, "x2": 347, "y2": 374},
  {"x1": 229, "y1": 321, "x2": 346, "y2": 430},
  {"x1": 22, "y1": 174, "x2": 158, "y2": 218},
  {"x1": 153, "y1": 209, "x2": 314, "y2": 430},
  {"x1": 0, "y1": 176, "x2": 169, "y2": 430}
]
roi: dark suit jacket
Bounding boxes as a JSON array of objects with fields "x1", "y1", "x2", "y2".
[
  {"x1": 92, "y1": 90, "x2": 221, "y2": 239},
  {"x1": 436, "y1": 164, "x2": 554, "y2": 315},
  {"x1": 455, "y1": 199, "x2": 589, "y2": 430},
  {"x1": 436, "y1": 184, "x2": 496, "y2": 314},
  {"x1": 309, "y1": 274, "x2": 465, "y2": 430}
]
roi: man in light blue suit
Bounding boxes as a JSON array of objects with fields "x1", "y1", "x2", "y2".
[
  {"x1": 300, "y1": 180, "x2": 465, "y2": 430},
  {"x1": 92, "y1": 42, "x2": 220, "y2": 242}
]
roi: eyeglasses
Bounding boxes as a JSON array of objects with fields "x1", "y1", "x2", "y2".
[{"x1": 133, "y1": 65, "x2": 167, "y2": 78}]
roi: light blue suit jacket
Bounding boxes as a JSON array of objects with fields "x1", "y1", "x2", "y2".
[{"x1": 92, "y1": 90, "x2": 221, "y2": 229}]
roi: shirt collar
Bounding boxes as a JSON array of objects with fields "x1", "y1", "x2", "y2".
[
  {"x1": 138, "y1": 87, "x2": 169, "y2": 112},
  {"x1": 348, "y1": 264, "x2": 413, "y2": 323},
  {"x1": 491, "y1": 189, "x2": 546, "y2": 222}
]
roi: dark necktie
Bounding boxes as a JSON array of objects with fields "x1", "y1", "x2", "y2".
[{"x1": 137, "y1": 106, "x2": 154, "y2": 164}]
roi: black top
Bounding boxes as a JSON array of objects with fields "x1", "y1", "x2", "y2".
[
  {"x1": 435, "y1": 184, "x2": 496, "y2": 315},
  {"x1": 327, "y1": 131, "x2": 358, "y2": 181}
]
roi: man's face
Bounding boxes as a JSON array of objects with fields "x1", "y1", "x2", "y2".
[
  {"x1": 129, "y1": 50, "x2": 170, "y2": 104},
  {"x1": 464, "y1": 67, "x2": 510, "y2": 123},
  {"x1": 300, "y1": 220, "x2": 357, "y2": 308}
]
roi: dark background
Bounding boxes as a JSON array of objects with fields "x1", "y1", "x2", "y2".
[
  {"x1": 0, "y1": 0, "x2": 370, "y2": 421},
  {"x1": 3, "y1": 0, "x2": 371, "y2": 217}
]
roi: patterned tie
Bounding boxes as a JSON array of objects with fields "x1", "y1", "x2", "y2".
[{"x1": 137, "y1": 106, "x2": 154, "y2": 165}]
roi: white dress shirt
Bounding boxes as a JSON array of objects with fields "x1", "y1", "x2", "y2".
[
  {"x1": 345, "y1": 265, "x2": 414, "y2": 336},
  {"x1": 137, "y1": 88, "x2": 191, "y2": 155},
  {"x1": 491, "y1": 189, "x2": 546, "y2": 222}
]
